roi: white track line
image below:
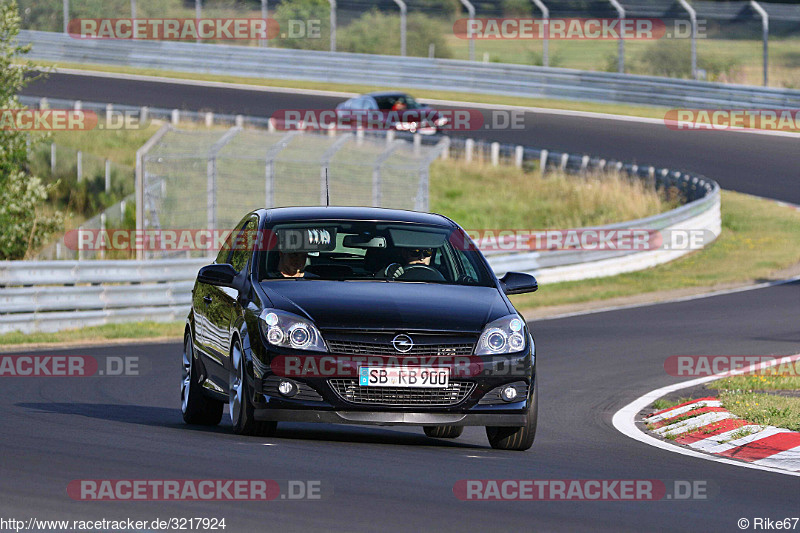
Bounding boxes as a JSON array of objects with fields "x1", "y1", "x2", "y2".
[
  {"x1": 43, "y1": 67, "x2": 800, "y2": 139},
  {"x1": 612, "y1": 353, "x2": 800, "y2": 477}
]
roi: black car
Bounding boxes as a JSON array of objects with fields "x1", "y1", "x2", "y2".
[
  {"x1": 182, "y1": 207, "x2": 539, "y2": 450},
  {"x1": 335, "y1": 91, "x2": 449, "y2": 134}
]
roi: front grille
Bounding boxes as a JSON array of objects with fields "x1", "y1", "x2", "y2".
[
  {"x1": 328, "y1": 379, "x2": 475, "y2": 406},
  {"x1": 327, "y1": 339, "x2": 475, "y2": 357}
]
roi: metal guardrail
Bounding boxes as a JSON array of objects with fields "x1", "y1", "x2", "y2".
[{"x1": 19, "y1": 29, "x2": 800, "y2": 109}]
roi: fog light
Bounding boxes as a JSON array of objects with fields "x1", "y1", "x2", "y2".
[
  {"x1": 278, "y1": 380, "x2": 298, "y2": 397},
  {"x1": 500, "y1": 385, "x2": 518, "y2": 402}
]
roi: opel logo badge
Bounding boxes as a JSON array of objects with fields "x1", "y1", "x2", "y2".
[{"x1": 392, "y1": 334, "x2": 414, "y2": 353}]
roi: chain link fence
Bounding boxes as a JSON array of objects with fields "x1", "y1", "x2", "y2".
[{"x1": 139, "y1": 126, "x2": 448, "y2": 258}]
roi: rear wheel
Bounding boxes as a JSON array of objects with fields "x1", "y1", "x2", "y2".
[
  {"x1": 181, "y1": 334, "x2": 223, "y2": 425},
  {"x1": 229, "y1": 338, "x2": 277, "y2": 437},
  {"x1": 423, "y1": 425, "x2": 464, "y2": 439},
  {"x1": 486, "y1": 383, "x2": 538, "y2": 451}
]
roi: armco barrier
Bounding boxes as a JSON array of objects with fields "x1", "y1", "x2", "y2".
[{"x1": 19, "y1": 30, "x2": 800, "y2": 110}]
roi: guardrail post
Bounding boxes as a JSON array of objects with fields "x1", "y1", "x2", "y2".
[
  {"x1": 459, "y1": 0, "x2": 476, "y2": 61},
  {"x1": 195, "y1": 0, "x2": 202, "y2": 44},
  {"x1": 393, "y1": 0, "x2": 407, "y2": 56},
  {"x1": 40, "y1": 97, "x2": 48, "y2": 110},
  {"x1": 105, "y1": 159, "x2": 111, "y2": 193},
  {"x1": 131, "y1": 0, "x2": 136, "y2": 18},
  {"x1": 490, "y1": 142, "x2": 500, "y2": 166},
  {"x1": 99, "y1": 213, "x2": 107, "y2": 260},
  {"x1": 76, "y1": 150, "x2": 83, "y2": 182},
  {"x1": 386, "y1": 130, "x2": 395, "y2": 145},
  {"x1": 50, "y1": 143, "x2": 56, "y2": 175},
  {"x1": 531, "y1": 0, "x2": 549, "y2": 67},
  {"x1": 140, "y1": 106, "x2": 148, "y2": 125},
  {"x1": 581, "y1": 155, "x2": 589, "y2": 172},
  {"x1": 235, "y1": 114, "x2": 244, "y2": 127},
  {"x1": 678, "y1": 0, "x2": 697, "y2": 79},
  {"x1": 171, "y1": 109, "x2": 180, "y2": 126},
  {"x1": 514, "y1": 145, "x2": 524, "y2": 168},
  {"x1": 539, "y1": 149, "x2": 548, "y2": 176},
  {"x1": 105, "y1": 103, "x2": 113, "y2": 125},
  {"x1": 205, "y1": 112, "x2": 214, "y2": 127},
  {"x1": 559, "y1": 152, "x2": 568, "y2": 171},
  {"x1": 77, "y1": 226, "x2": 84, "y2": 260},
  {"x1": 465, "y1": 138, "x2": 474, "y2": 163},
  {"x1": 328, "y1": 0, "x2": 337, "y2": 52},
  {"x1": 608, "y1": 0, "x2": 625, "y2": 73},
  {"x1": 750, "y1": 1, "x2": 769, "y2": 86},
  {"x1": 62, "y1": 0, "x2": 69, "y2": 34},
  {"x1": 260, "y1": 0, "x2": 269, "y2": 48},
  {"x1": 74, "y1": 100, "x2": 81, "y2": 111},
  {"x1": 413, "y1": 133, "x2": 421, "y2": 156}
]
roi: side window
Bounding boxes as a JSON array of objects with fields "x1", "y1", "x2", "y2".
[
  {"x1": 364, "y1": 97, "x2": 378, "y2": 110},
  {"x1": 229, "y1": 217, "x2": 258, "y2": 273},
  {"x1": 215, "y1": 235, "x2": 232, "y2": 265}
]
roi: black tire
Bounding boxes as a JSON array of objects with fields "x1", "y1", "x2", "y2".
[
  {"x1": 486, "y1": 383, "x2": 538, "y2": 451},
  {"x1": 229, "y1": 338, "x2": 277, "y2": 437},
  {"x1": 181, "y1": 334, "x2": 223, "y2": 426},
  {"x1": 424, "y1": 425, "x2": 464, "y2": 439}
]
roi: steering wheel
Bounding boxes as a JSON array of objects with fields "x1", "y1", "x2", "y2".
[{"x1": 394, "y1": 264, "x2": 446, "y2": 282}]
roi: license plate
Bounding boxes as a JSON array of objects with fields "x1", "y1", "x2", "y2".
[{"x1": 358, "y1": 366, "x2": 450, "y2": 388}]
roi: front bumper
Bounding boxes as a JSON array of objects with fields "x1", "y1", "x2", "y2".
[{"x1": 253, "y1": 408, "x2": 528, "y2": 427}]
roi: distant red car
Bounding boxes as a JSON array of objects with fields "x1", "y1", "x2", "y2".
[{"x1": 335, "y1": 91, "x2": 449, "y2": 134}]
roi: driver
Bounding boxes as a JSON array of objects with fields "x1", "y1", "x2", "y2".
[
  {"x1": 384, "y1": 248, "x2": 432, "y2": 279},
  {"x1": 277, "y1": 251, "x2": 311, "y2": 278}
]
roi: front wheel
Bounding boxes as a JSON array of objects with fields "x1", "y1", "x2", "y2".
[
  {"x1": 485, "y1": 383, "x2": 538, "y2": 451},
  {"x1": 181, "y1": 334, "x2": 223, "y2": 426},
  {"x1": 229, "y1": 339, "x2": 277, "y2": 437}
]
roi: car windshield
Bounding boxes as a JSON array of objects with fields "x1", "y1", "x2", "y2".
[
  {"x1": 258, "y1": 221, "x2": 493, "y2": 286},
  {"x1": 372, "y1": 94, "x2": 423, "y2": 110}
]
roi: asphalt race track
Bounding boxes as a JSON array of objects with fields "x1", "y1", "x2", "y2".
[
  {"x1": 23, "y1": 72, "x2": 800, "y2": 204},
  {"x1": 5, "y1": 71, "x2": 799, "y2": 532}
]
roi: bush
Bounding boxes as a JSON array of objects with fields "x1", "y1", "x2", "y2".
[
  {"x1": 631, "y1": 39, "x2": 741, "y2": 81},
  {"x1": 0, "y1": 0, "x2": 62, "y2": 259},
  {"x1": 338, "y1": 10, "x2": 452, "y2": 58},
  {"x1": 272, "y1": 0, "x2": 330, "y2": 51}
]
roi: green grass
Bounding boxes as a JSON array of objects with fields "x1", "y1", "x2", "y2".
[
  {"x1": 430, "y1": 161, "x2": 676, "y2": 229},
  {"x1": 710, "y1": 375, "x2": 800, "y2": 392},
  {"x1": 510, "y1": 190, "x2": 800, "y2": 311},
  {"x1": 0, "y1": 321, "x2": 184, "y2": 347},
  {"x1": 651, "y1": 397, "x2": 695, "y2": 411},
  {"x1": 718, "y1": 391, "x2": 800, "y2": 432}
]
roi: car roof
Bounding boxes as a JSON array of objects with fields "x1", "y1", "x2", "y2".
[
  {"x1": 365, "y1": 91, "x2": 409, "y2": 98},
  {"x1": 257, "y1": 206, "x2": 454, "y2": 227}
]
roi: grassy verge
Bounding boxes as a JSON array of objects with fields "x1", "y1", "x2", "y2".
[
  {"x1": 717, "y1": 391, "x2": 800, "y2": 432},
  {"x1": 510, "y1": 190, "x2": 800, "y2": 311},
  {"x1": 430, "y1": 161, "x2": 676, "y2": 228},
  {"x1": 0, "y1": 321, "x2": 184, "y2": 348},
  {"x1": 651, "y1": 397, "x2": 695, "y2": 411}
]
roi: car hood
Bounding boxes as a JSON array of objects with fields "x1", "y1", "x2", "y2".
[{"x1": 258, "y1": 280, "x2": 510, "y2": 332}]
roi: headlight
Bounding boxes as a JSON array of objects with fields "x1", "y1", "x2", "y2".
[
  {"x1": 475, "y1": 314, "x2": 526, "y2": 355},
  {"x1": 435, "y1": 116, "x2": 449, "y2": 127},
  {"x1": 259, "y1": 309, "x2": 327, "y2": 352}
]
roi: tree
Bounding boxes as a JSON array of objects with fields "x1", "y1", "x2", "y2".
[{"x1": 0, "y1": 0, "x2": 61, "y2": 260}]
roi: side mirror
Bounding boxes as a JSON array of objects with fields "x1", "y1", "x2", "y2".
[
  {"x1": 197, "y1": 263, "x2": 238, "y2": 288},
  {"x1": 500, "y1": 272, "x2": 538, "y2": 295}
]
